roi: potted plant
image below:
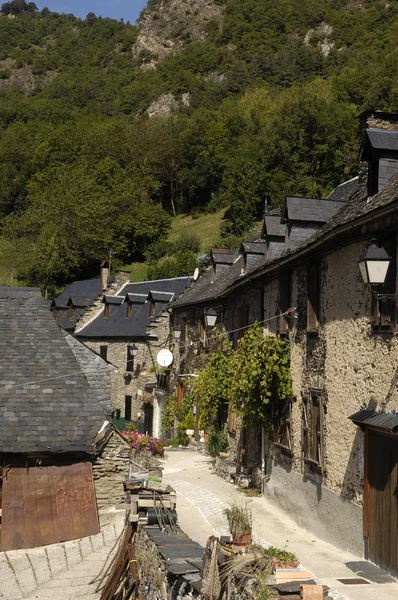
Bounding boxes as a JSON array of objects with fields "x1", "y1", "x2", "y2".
[
  {"x1": 183, "y1": 412, "x2": 195, "y2": 437},
  {"x1": 223, "y1": 502, "x2": 252, "y2": 546},
  {"x1": 262, "y1": 546, "x2": 299, "y2": 569}
]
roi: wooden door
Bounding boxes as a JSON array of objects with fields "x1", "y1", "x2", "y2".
[
  {"x1": 368, "y1": 431, "x2": 398, "y2": 573},
  {"x1": 144, "y1": 403, "x2": 154, "y2": 436}
]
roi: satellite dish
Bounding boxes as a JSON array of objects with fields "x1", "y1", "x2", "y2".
[
  {"x1": 157, "y1": 349, "x2": 173, "y2": 367},
  {"x1": 193, "y1": 267, "x2": 200, "y2": 281}
]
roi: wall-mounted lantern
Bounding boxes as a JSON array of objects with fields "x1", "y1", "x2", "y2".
[
  {"x1": 174, "y1": 327, "x2": 182, "y2": 340},
  {"x1": 358, "y1": 238, "x2": 392, "y2": 286},
  {"x1": 204, "y1": 308, "x2": 218, "y2": 328},
  {"x1": 129, "y1": 344, "x2": 138, "y2": 357}
]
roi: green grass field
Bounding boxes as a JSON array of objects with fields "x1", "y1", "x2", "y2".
[{"x1": 168, "y1": 208, "x2": 227, "y2": 252}]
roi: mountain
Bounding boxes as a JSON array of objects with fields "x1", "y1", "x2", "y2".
[{"x1": 0, "y1": 0, "x2": 398, "y2": 290}]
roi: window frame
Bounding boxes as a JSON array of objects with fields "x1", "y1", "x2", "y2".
[
  {"x1": 272, "y1": 396, "x2": 293, "y2": 455},
  {"x1": 99, "y1": 345, "x2": 108, "y2": 361},
  {"x1": 302, "y1": 389, "x2": 326, "y2": 473}
]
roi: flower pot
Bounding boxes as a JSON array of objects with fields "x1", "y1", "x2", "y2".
[
  {"x1": 232, "y1": 532, "x2": 252, "y2": 547},
  {"x1": 186, "y1": 429, "x2": 195, "y2": 437},
  {"x1": 273, "y1": 559, "x2": 299, "y2": 569}
]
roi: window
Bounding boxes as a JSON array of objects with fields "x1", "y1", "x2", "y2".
[
  {"x1": 99, "y1": 345, "x2": 108, "y2": 361},
  {"x1": 69, "y1": 307, "x2": 76, "y2": 321},
  {"x1": 279, "y1": 270, "x2": 292, "y2": 335},
  {"x1": 150, "y1": 301, "x2": 155, "y2": 317},
  {"x1": 126, "y1": 346, "x2": 135, "y2": 372},
  {"x1": 124, "y1": 395, "x2": 132, "y2": 421},
  {"x1": 302, "y1": 390, "x2": 325, "y2": 471},
  {"x1": 241, "y1": 255, "x2": 247, "y2": 275},
  {"x1": 372, "y1": 236, "x2": 396, "y2": 330},
  {"x1": 236, "y1": 305, "x2": 249, "y2": 343},
  {"x1": 273, "y1": 397, "x2": 292, "y2": 452},
  {"x1": 104, "y1": 304, "x2": 109, "y2": 318},
  {"x1": 127, "y1": 303, "x2": 132, "y2": 318},
  {"x1": 307, "y1": 263, "x2": 320, "y2": 333},
  {"x1": 157, "y1": 370, "x2": 168, "y2": 391}
]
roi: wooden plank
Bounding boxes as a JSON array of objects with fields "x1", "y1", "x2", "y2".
[{"x1": 363, "y1": 429, "x2": 370, "y2": 538}]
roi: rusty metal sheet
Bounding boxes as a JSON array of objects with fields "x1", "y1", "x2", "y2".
[
  {"x1": 55, "y1": 461, "x2": 99, "y2": 542},
  {"x1": 1, "y1": 461, "x2": 99, "y2": 551}
]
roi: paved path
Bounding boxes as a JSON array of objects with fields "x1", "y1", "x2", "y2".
[
  {"x1": 162, "y1": 448, "x2": 398, "y2": 600},
  {"x1": 0, "y1": 513, "x2": 125, "y2": 600}
]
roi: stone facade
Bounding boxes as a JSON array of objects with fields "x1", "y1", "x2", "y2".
[
  {"x1": 84, "y1": 312, "x2": 171, "y2": 438},
  {"x1": 262, "y1": 221, "x2": 398, "y2": 555}
]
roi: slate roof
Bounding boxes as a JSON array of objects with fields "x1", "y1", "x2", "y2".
[
  {"x1": 263, "y1": 216, "x2": 285, "y2": 237},
  {"x1": 126, "y1": 293, "x2": 147, "y2": 304},
  {"x1": 360, "y1": 128, "x2": 398, "y2": 161},
  {"x1": 65, "y1": 333, "x2": 116, "y2": 414},
  {"x1": 212, "y1": 253, "x2": 239, "y2": 265},
  {"x1": 0, "y1": 287, "x2": 105, "y2": 454},
  {"x1": 326, "y1": 176, "x2": 361, "y2": 204},
  {"x1": 56, "y1": 278, "x2": 101, "y2": 304},
  {"x1": 104, "y1": 295, "x2": 124, "y2": 305},
  {"x1": 76, "y1": 277, "x2": 189, "y2": 339},
  {"x1": 68, "y1": 296, "x2": 93, "y2": 308},
  {"x1": 172, "y1": 253, "x2": 264, "y2": 309},
  {"x1": 282, "y1": 197, "x2": 345, "y2": 223},
  {"x1": 241, "y1": 242, "x2": 266, "y2": 255},
  {"x1": 57, "y1": 307, "x2": 86, "y2": 332},
  {"x1": 349, "y1": 409, "x2": 398, "y2": 433}
]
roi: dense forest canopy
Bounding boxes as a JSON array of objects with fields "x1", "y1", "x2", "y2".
[{"x1": 0, "y1": 0, "x2": 397, "y2": 289}]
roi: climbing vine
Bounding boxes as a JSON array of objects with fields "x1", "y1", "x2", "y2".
[{"x1": 193, "y1": 324, "x2": 292, "y2": 429}]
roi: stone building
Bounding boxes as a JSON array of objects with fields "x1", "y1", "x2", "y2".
[
  {"x1": 169, "y1": 116, "x2": 398, "y2": 575},
  {"x1": 73, "y1": 277, "x2": 190, "y2": 438}
]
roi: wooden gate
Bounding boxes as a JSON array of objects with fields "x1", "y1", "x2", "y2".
[
  {"x1": 1, "y1": 460, "x2": 99, "y2": 551},
  {"x1": 368, "y1": 430, "x2": 398, "y2": 573}
]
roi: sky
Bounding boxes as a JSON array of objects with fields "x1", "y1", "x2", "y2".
[{"x1": 36, "y1": 1, "x2": 148, "y2": 23}]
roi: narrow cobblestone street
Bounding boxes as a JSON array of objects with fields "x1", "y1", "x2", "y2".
[{"x1": 162, "y1": 448, "x2": 398, "y2": 600}]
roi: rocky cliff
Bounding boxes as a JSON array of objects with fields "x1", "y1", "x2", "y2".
[{"x1": 133, "y1": 0, "x2": 223, "y2": 65}]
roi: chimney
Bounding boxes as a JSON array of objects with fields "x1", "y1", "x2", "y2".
[{"x1": 100, "y1": 260, "x2": 110, "y2": 295}]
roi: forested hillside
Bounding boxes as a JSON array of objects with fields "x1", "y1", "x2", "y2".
[{"x1": 0, "y1": 0, "x2": 398, "y2": 290}]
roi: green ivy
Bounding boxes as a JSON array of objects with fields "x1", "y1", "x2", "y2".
[{"x1": 193, "y1": 324, "x2": 292, "y2": 429}]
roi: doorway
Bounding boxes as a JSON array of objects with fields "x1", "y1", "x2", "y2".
[{"x1": 144, "y1": 402, "x2": 154, "y2": 436}]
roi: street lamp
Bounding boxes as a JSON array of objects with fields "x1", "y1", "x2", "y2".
[
  {"x1": 358, "y1": 238, "x2": 392, "y2": 286},
  {"x1": 204, "y1": 308, "x2": 217, "y2": 328}
]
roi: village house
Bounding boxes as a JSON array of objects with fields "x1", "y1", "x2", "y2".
[
  {"x1": 169, "y1": 112, "x2": 398, "y2": 575},
  {"x1": 0, "y1": 286, "x2": 125, "y2": 551},
  {"x1": 54, "y1": 276, "x2": 190, "y2": 438}
]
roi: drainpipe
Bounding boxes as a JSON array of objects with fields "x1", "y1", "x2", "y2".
[{"x1": 261, "y1": 426, "x2": 265, "y2": 495}]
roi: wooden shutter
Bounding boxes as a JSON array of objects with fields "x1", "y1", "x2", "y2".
[
  {"x1": 311, "y1": 396, "x2": 321, "y2": 464},
  {"x1": 302, "y1": 395, "x2": 310, "y2": 460},
  {"x1": 307, "y1": 263, "x2": 320, "y2": 332},
  {"x1": 280, "y1": 271, "x2": 292, "y2": 334},
  {"x1": 237, "y1": 305, "x2": 249, "y2": 341},
  {"x1": 227, "y1": 403, "x2": 237, "y2": 433}
]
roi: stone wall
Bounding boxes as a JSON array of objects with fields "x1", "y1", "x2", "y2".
[
  {"x1": 262, "y1": 229, "x2": 398, "y2": 555},
  {"x1": 93, "y1": 430, "x2": 130, "y2": 510}
]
